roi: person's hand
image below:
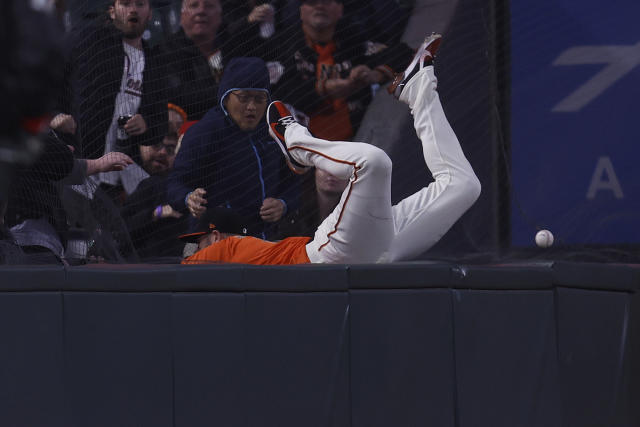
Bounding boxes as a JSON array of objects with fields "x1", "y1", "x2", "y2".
[
  {"x1": 323, "y1": 78, "x2": 358, "y2": 99},
  {"x1": 124, "y1": 114, "x2": 147, "y2": 136},
  {"x1": 86, "y1": 151, "x2": 134, "y2": 175},
  {"x1": 349, "y1": 65, "x2": 384, "y2": 85},
  {"x1": 154, "y1": 204, "x2": 183, "y2": 220},
  {"x1": 260, "y1": 197, "x2": 285, "y2": 222},
  {"x1": 187, "y1": 188, "x2": 207, "y2": 218},
  {"x1": 50, "y1": 114, "x2": 77, "y2": 135},
  {"x1": 248, "y1": 4, "x2": 274, "y2": 23},
  {"x1": 98, "y1": 152, "x2": 133, "y2": 172}
]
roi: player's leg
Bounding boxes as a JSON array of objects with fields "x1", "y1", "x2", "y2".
[
  {"x1": 384, "y1": 35, "x2": 481, "y2": 262},
  {"x1": 267, "y1": 102, "x2": 394, "y2": 263}
]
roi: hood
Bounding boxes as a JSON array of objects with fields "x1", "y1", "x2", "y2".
[{"x1": 218, "y1": 57, "x2": 271, "y2": 116}]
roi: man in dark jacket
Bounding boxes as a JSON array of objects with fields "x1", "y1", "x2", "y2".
[
  {"x1": 167, "y1": 56, "x2": 299, "y2": 240},
  {"x1": 51, "y1": 0, "x2": 167, "y2": 161},
  {"x1": 265, "y1": 0, "x2": 412, "y2": 141}
]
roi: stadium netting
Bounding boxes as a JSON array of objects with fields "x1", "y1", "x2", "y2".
[{"x1": 1, "y1": 0, "x2": 639, "y2": 265}]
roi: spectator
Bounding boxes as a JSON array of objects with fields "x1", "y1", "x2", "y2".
[
  {"x1": 312, "y1": 168, "x2": 348, "y2": 224},
  {"x1": 52, "y1": 0, "x2": 167, "y2": 161},
  {"x1": 5, "y1": 131, "x2": 134, "y2": 264},
  {"x1": 121, "y1": 132, "x2": 188, "y2": 259},
  {"x1": 281, "y1": 0, "x2": 410, "y2": 45},
  {"x1": 162, "y1": 0, "x2": 236, "y2": 121},
  {"x1": 139, "y1": 133, "x2": 179, "y2": 176},
  {"x1": 167, "y1": 56, "x2": 299, "y2": 240},
  {"x1": 265, "y1": 0, "x2": 412, "y2": 141}
]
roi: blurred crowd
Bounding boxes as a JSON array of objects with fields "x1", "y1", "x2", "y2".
[{"x1": 0, "y1": 0, "x2": 414, "y2": 264}]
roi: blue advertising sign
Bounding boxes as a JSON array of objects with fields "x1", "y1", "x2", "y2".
[{"x1": 511, "y1": 0, "x2": 640, "y2": 245}]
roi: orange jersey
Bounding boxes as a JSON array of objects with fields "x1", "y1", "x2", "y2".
[{"x1": 182, "y1": 236, "x2": 311, "y2": 265}]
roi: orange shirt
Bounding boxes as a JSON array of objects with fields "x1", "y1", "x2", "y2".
[
  {"x1": 182, "y1": 236, "x2": 311, "y2": 265},
  {"x1": 309, "y1": 41, "x2": 353, "y2": 141}
]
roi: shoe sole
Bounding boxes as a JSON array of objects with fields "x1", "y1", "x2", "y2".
[
  {"x1": 388, "y1": 33, "x2": 442, "y2": 97},
  {"x1": 267, "y1": 102, "x2": 309, "y2": 175}
]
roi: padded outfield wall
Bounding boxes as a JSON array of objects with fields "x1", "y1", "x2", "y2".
[{"x1": 1, "y1": 261, "x2": 639, "y2": 427}]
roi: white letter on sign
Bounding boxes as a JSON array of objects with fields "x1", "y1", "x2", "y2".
[
  {"x1": 586, "y1": 156, "x2": 624, "y2": 199},
  {"x1": 552, "y1": 41, "x2": 640, "y2": 112}
]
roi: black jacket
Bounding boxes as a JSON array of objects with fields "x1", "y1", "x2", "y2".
[
  {"x1": 167, "y1": 57, "x2": 300, "y2": 239},
  {"x1": 59, "y1": 23, "x2": 167, "y2": 159}
]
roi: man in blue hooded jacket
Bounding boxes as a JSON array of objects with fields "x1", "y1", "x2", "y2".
[{"x1": 167, "y1": 57, "x2": 299, "y2": 239}]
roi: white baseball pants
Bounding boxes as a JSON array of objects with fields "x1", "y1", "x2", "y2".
[{"x1": 283, "y1": 66, "x2": 481, "y2": 263}]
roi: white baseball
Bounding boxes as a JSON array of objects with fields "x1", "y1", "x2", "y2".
[{"x1": 535, "y1": 229, "x2": 554, "y2": 248}]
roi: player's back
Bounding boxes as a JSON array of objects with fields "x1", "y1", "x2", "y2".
[{"x1": 182, "y1": 236, "x2": 311, "y2": 265}]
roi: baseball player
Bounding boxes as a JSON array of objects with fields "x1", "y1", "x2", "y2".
[{"x1": 183, "y1": 33, "x2": 481, "y2": 265}]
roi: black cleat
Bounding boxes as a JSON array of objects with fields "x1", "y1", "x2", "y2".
[
  {"x1": 388, "y1": 33, "x2": 442, "y2": 99},
  {"x1": 267, "y1": 101, "x2": 310, "y2": 174}
]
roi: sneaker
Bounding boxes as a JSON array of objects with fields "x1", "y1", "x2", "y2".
[
  {"x1": 387, "y1": 33, "x2": 442, "y2": 99},
  {"x1": 266, "y1": 101, "x2": 310, "y2": 174}
]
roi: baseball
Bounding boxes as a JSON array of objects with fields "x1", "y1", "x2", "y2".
[{"x1": 535, "y1": 229, "x2": 554, "y2": 248}]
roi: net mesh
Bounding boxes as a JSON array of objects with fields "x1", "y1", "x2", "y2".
[{"x1": 1, "y1": 0, "x2": 638, "y2": 265}]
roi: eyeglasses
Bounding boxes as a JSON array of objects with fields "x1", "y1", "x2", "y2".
[
  {"x1": 151, "y1": 142, "x2": 177, "y2": 156},
  {"x1": 230, "y1": 91, "x2": 269, "y2": 104}
]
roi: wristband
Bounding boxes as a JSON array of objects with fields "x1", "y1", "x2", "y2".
[
  {"x1": 185, "y1": 191, "x2": 193, "y2": 206},
  {"x1": 154, "y1": 205, "x2": 163, "y2": 219}
]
